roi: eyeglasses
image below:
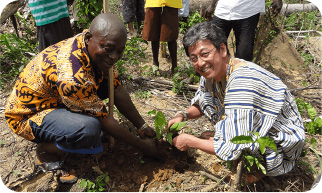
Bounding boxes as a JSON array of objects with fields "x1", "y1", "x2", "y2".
[{"x1": 189, "y1": 47, "x2": 216, "y2": 64}]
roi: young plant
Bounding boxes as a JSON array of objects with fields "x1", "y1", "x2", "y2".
[
  {"x1": 79, "y1": 173, "x2": 110, "y2": 192},
  {"x1": 296, "y1": 98, "x2": 322, "y2": 135},
  {"x1": 230, "y1": 131, "x2": 278, "y2": 174},
  {"x1": 167, "y1": 122, "x2": 186, "y2": 145},
  {"x1": 148, "y1": 110, "x2": 186, "y2": 145}
]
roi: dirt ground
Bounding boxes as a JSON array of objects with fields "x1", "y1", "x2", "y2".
[{"x1": 1, "y1": 4, "x2": 322, "y2": 192}]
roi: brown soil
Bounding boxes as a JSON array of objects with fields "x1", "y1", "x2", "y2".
[{"x1": 0, "y1": 5, "x2": 321, "y2": 192}]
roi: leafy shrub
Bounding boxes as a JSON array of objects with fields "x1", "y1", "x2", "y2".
[
  {"x1": 296, "y1": 98, "x2": 322, "y2": 135},
  {"x1": 0, "y1": 33, "x2": 37, "y2": 88},
  {"x1": 230, "y1": 131, "x2": 278, "y2": 174},
  {"x1": 79, "y1": 173, "x2": 110, "y2": 192},
  {"x1": 75, "y1": 0, "x2": 103, "y2": 29}
]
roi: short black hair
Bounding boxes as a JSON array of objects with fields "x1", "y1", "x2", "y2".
[{"x1": 183, "y1": 22, "x2": 230, "y2": 56}]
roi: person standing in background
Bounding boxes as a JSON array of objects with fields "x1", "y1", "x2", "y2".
[
  {"x1": 122, "y1": 0, "x2": 145, "y2": 36},
  {"x1": 142, "y1": 0, "x2": 182, "y2": 74},
  {"x1": 28, "y1": 0, "x2": 73, "y2": 52},
  {"x1": 204, "y1": 0, "x2": 283, "y2": 62},
  {"x1": 179, "y1": 0, "x2": 190, "y2": 23}
]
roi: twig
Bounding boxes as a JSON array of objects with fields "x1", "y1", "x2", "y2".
[
  {"x1": 134, "y1": 77, "x2": 199, "y2": 90},
  {"x1": 290, "y1": 86, "x2": 322, "y2": 93},
  {"x1": 201, "y1": 173, "x2": 230, "y2": 192},
  {"x1": 183, "y1": 184, "x2": 207, "y2": 190},
  {"x1": 199, "y1": 171, "x2": 220, "y2": 181},
  {"x1": 139, "y1": 183, "x2": 145, "y2": 192},
  {"x1": 232, "y1": 160, "x2": 244, "y2": 191},
  {"x1": 286, "y1": 30, "x2": 321, "y2": 34}
]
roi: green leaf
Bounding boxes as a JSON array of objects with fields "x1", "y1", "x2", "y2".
[
  {"x1": 257, "y1": 136, "x2": 278, "y2": 154},
  {"x1": 147, "y1": 109, "x2": 156, "y2": 116},
  {"x1": 166, "y1": 132, "x2": 174, "y2": 145},
  {"x1": 244, "y1": 155, "x2": 255, "y2": 166},
  {"x1": 315, "y1": 117, "x2": 322, "y2": 128},
  {"x1": 155, "y1": 111, "x2": 166, "y2": 139},
  {"x1": 169, "y1": 121, "x2": 186, "y2": 132},
  {"x1": 257, "y1": 163, "x2": 267, "y2": 174},
  {"x1": 230, "y1": 135, "x2": 253, "y2": 144},
  {"x1": 249, "y1": 131, "x2": 259, "y2": 137},
  {"x1": 79, "y1": 179, "x2": 88, "y2": 189}
]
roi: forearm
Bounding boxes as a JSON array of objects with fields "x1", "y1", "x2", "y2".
[
  {"x1": 114, "y1": 86, "x2": 145, "y2": 128},
  {"x1": 173, "y1": 133, "x2": 215, "y2": 154},
  {"x1": 185, "y1": 104, "x2": 203, "y2": 120},
  {"x1": 99, "y1": 116, "x2": 142, "y2": 148},
  {"x1": 188, "y1": 137, "x2": 215, "y2": 155}
]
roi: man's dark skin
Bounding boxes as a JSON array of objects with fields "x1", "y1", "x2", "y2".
[{"x1": 37, "y1": 14, "x2": 160, "y2": 176}]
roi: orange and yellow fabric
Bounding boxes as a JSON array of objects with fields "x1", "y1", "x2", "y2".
[{"x1": 5, "y1": 30, "x2": 121, "y2": 141}]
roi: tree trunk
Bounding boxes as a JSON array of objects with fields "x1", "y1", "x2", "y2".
[{"x1": 281, "y1": 3, "x2": 318, "y2": 16}]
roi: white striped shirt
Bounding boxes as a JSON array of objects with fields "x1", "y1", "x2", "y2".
[{"x1": 191, "y1": 60, "x2": 305, "y2": 176}]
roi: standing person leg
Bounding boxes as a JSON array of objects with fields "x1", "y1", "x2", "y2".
[
  {"x1": 152, "y1": 41, "x2": 160, "y2": 67},
  {"x1": 142, "y1": 7, "x2": 162, "y2": 67},
  {"x1": 160, "y1": 7, "x2": 179, "y2": 74},
  {"x1": 122, "y1": 0, "x2": 136, "y2": 35},
  {"x1": 233, "y1": 13, "x2": 260, "y2": 61},
  {"x1": 168, "y1": 41, "x2": 177, "y2": 74},
  {"x1": 212, "y1": 16, "x2": 233, "y2": 40},
  {"x1": 136, "y1": 0, "x2": 145, "y2": 35},
  {"x1": 37, "y1": 17, "x2": 73, "y2": 52}
]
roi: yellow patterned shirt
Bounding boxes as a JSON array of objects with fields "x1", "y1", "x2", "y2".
[
  {"x1": 145, "y1": 0, "x2": 182, "y2": 8},
  {"x1": 5, "y1": 30, "x2": 121, "y2": 141}
]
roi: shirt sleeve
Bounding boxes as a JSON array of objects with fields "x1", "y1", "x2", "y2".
[{"x1": 191, "y1": 76, "x2": 225, "y2": 123}]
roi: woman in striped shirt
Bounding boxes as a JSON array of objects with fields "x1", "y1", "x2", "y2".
[{"x1": 168, "y1": 22, "x2": 305, "y2": 177}]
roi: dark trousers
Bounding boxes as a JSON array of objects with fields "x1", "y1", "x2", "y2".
[
  {"x1": 37, "y1": 17, "x2": 73, "y2": 52},
  {"x1": 212, "y1": 13, "x2": 260, "y2": 62}
]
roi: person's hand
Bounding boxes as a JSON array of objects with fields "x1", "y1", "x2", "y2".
[
  {"x1": 271, "y1": 0, "x2": 283, "y2": 16},
  {"x1": 203, "y1": 4, "x2": 215, "y2": 20},
  {"x1": 172, "y1": 133, "x2": 194, "y2": 151},
  {"x1": 166, "y1": 114, "x2": 184, "y2": 132},
  {"x1": 138, "y1": 125, "x2": 156, "y2": 139},
  {"x1": 139, "y1": 138, "x2": 162, "y2": 159}
]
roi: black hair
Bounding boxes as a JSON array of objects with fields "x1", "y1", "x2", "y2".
[{"x1": 183, "y1": 22, "x2": 230, "y2": 56}]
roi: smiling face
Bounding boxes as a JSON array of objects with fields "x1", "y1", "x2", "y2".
[
  {"x1": 85, "y1": 29, "x2": 126, "y2": 76},
  {"x1": 85, "y1": 14, "x2": 127, "y2": 77},
  {"x1": 188, "y1": 39, "x2": 228, "y2": 81}
]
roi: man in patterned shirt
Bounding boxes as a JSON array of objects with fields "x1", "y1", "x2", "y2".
[
  {"x1": 5, "y1": 13, "x2": 158, "y2": 183},
  {"x1": 168, "y1": 22, "x2": 305, "y2": 180}
]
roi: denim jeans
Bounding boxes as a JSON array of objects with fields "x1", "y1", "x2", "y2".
[
  {"x1": 212, "y1": 13, "x2": 260, "y2": 61},
  {"x1": 30, "y1": 108, "x2": 103, "y2": 154}
]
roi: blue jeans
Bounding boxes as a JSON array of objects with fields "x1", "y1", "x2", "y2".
[
  {"x1": 30, "y1": 108, "x2": 103, "y2": 154},
  {"x1": 212, "y1": 13, "x2": 260, "y2": 61}
]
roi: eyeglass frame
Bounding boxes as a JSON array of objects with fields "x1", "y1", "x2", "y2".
[{"x1": 189, "y1": 46, "x2": 216, "y2": 64}]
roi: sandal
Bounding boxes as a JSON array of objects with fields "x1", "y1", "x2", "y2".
[
  {"x1": 199, "y1": 131, "x2": 215, "y2": 140},
  {"x1": 37, "y1": 154, "x2": 78, "y2": 184}
]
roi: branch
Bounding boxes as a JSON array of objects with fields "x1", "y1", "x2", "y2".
[
  {"x1": 133, "y1": 77, "x2": 199, "y2": 90},
  {"x1": 290, "y1": 86, "x2": 322, "y2": 93}
]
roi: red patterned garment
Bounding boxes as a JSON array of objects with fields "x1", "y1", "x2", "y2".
[{"x1": 5, "y1": 30, "x2": 121, "y2": 141}]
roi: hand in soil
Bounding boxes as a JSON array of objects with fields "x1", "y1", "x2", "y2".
[
  {"x1": 138, "y1": 126, "x2": 156, "y2": 139},
  {"x1": 139, "y1": 138, "x2": 163, "y2": 159}
]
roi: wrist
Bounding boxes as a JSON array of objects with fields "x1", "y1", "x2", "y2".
[
  {"x1": 137, "y1": 122, "x2": 148, "y2": 134},
  {"x1": 176, "y1": 111, "x2": 189, "y2": 121}
]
